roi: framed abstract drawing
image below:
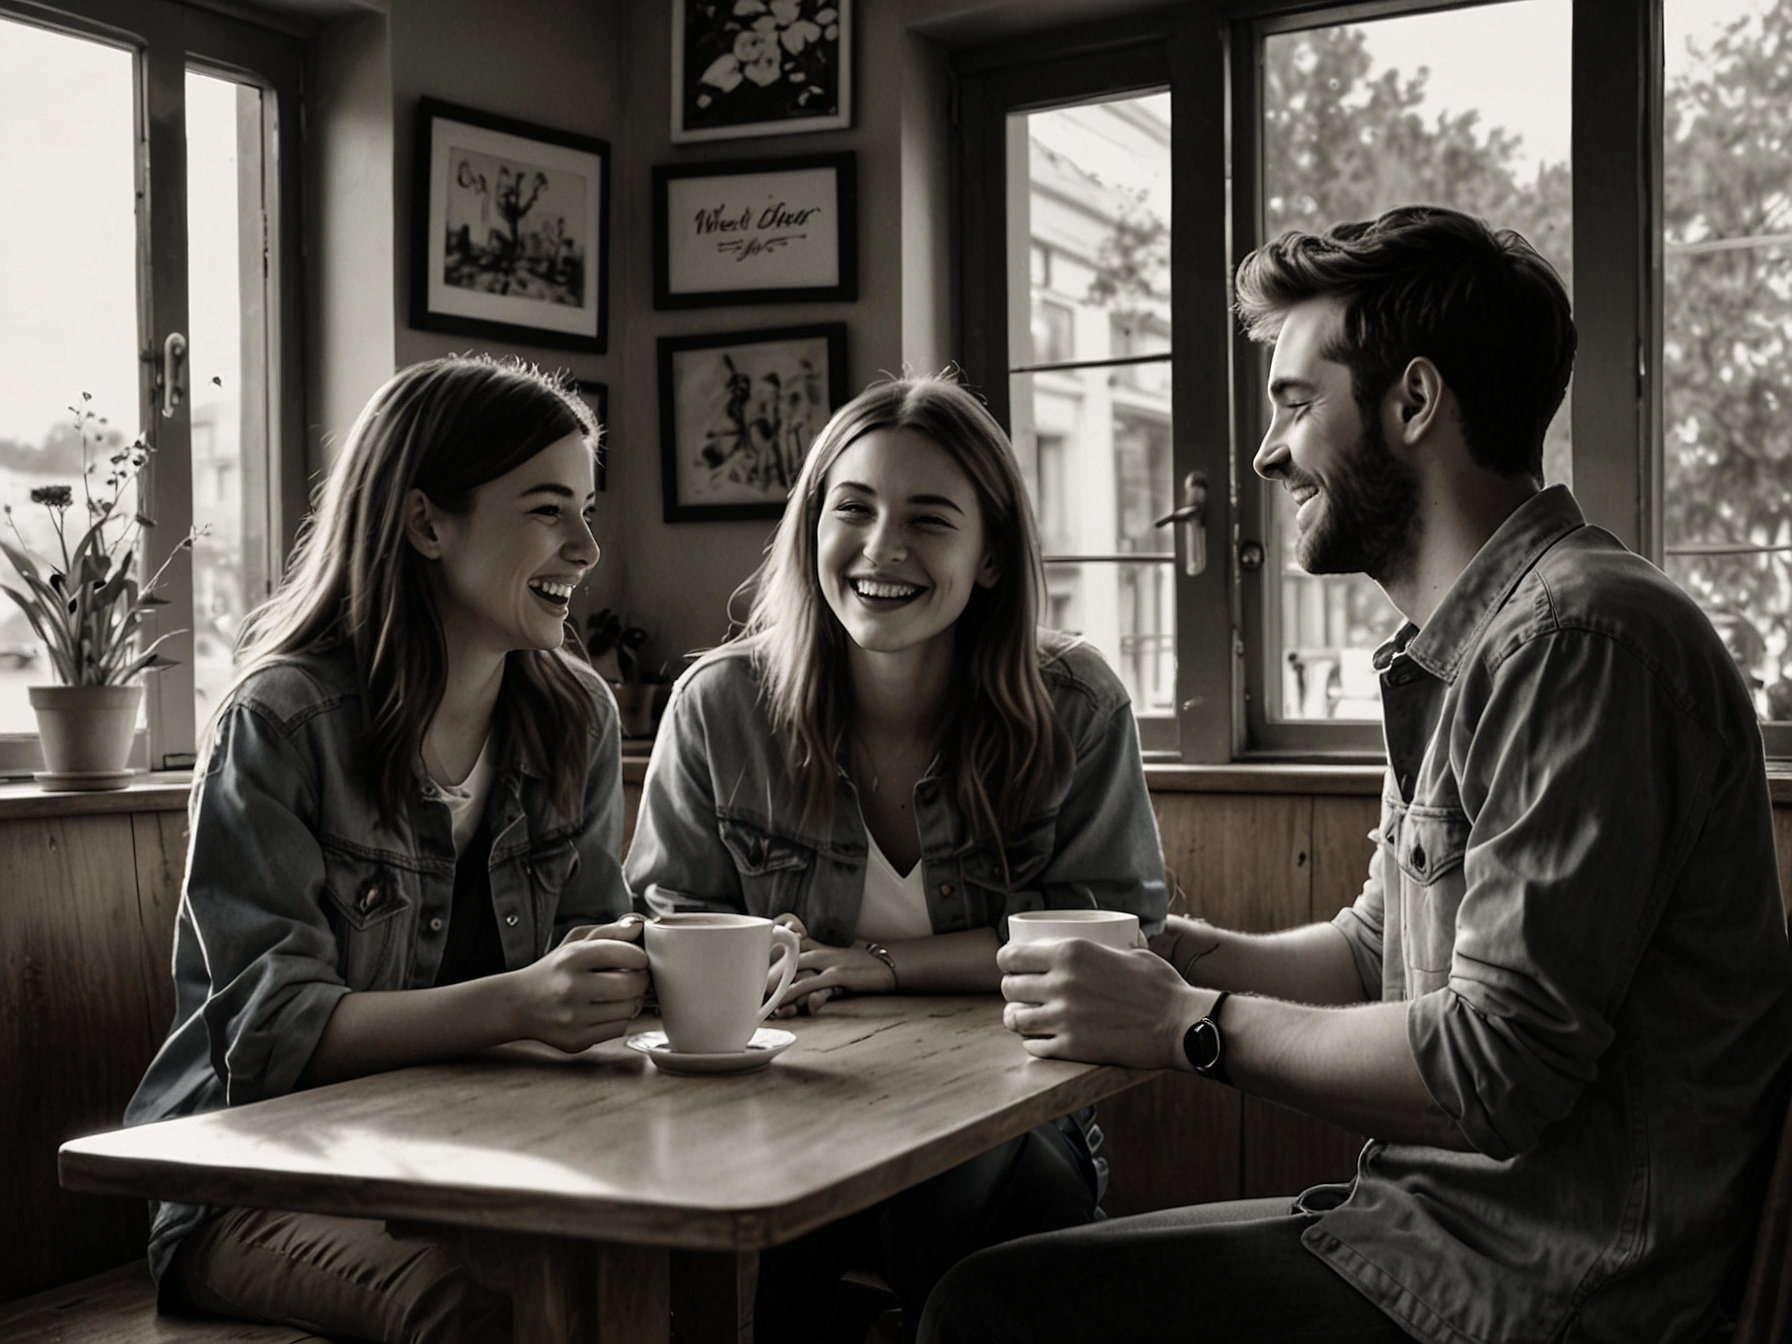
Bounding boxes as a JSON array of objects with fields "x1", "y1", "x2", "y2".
[
  {"x1": 658, "y1": 323, "x2": 848, "y2": 522},
  {"x1": 410, "y1": 97, "x2": 610, "y2": 352},
  {"x1": 671, "y1": 0, "x2": 852, "y2": 144},
  {"x1": 653, "y1": 152, "x2": 856, "y2": 308}
]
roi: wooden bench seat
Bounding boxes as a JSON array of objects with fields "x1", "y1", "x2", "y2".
[{"x1": 0, "y1": 1263, "x2": 325, "y2": 1343}]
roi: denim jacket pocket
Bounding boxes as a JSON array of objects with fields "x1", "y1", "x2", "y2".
[
  {"x1": 1396, "y1": 808, "x2": 1470, "y2": 978},
  {"x1": 716, "y1": 814, "x2": 814, "y2": 917},
  {"x1": 523, "y1": 839, "x2": 580, "y2": 931},
  {"x1": 320, "y1": 848, "x2": 414, "y2": 989}
]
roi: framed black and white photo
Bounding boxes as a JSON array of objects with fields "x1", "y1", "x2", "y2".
[
  {"x1": 672, "y1": 0, "x2": 851, "y2": 144},
  {"x1": 410, "y1": 98, "x2": 610, "y2": 352},
  {"x1": 573, "y1": 380, "x2": 609, "y2": 492},
  {"x1": 658, "y1": 323, "x2": 847, "y2": 522},
  {"x1": 654, "y1": 153, "x2": 856, "y2": 308}
]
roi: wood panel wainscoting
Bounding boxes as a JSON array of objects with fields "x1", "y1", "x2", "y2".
[{"x1": 6, "y1": 764, "x2": 1792, "y2": 1303}]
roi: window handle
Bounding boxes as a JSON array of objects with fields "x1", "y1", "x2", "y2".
[
  {"x1": 1154, "y1": 470, "x2": 1207, "y2": 576},
  {"x1": 160, "y1": 332, "x2": 187, "y2": 418}
]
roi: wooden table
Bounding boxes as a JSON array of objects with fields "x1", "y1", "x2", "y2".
[{"x1": 60, "y1": 996, "x2": 1156, "y2": 1343}]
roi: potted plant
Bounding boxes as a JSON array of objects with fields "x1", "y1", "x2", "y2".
[
  {"x1": 585, "y1": 608, "x2": 672, "y2": 740},
  {"x1": 0, "y1": 398, "x2": 188, "y2": 790}
]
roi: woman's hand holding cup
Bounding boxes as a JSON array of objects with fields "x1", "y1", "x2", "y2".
[{"x1": 512, "y1": 915, "x2": 649, "y2": 1052}]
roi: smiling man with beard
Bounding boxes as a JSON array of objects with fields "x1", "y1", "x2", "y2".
[{"x1": 919, "y1": 205, "x2": 1792, "y2": 1344}]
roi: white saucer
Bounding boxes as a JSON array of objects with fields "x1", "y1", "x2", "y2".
[{"x1": 625, "y1": 1027, "x2": 795, "y2": 1076}]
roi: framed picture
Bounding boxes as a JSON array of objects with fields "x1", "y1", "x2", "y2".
[
  {"x1": 658, "y1": 323, "x2": 848, "y2": 522},
  {"x1": 573, "y1": 380, "x2": 608, "y2": 492},
  {"x1": 410, "y1": 98, "x2": 610, "y2": 353},
  {"x1": 654, "y1": 152, "x2": 856, "y2": 309},
  {"x1": 672, "y1": 0, "x2": 851, "y2": 144}
]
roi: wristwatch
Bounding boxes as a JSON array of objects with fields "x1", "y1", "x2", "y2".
[{"x1": 1181, "y1": 991, "x2": 1231, "y2": 1084}]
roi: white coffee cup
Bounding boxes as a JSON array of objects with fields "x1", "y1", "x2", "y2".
[
  {"x1": 1007, "y1": 909, "x2": 1140, "y2": 951},
  {"x1": 644, "y1": 913, "x2": 801, "y2": 1055}
]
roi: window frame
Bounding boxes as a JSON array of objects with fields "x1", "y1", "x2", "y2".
[
  {"x1": 0, "y1": 0, "x2": 305, "y2": 774},
  {"x1": 955, "y1": 0, "x2": 1756, "y2": 762}
]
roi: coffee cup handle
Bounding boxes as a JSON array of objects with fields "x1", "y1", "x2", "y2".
[{"x1": 759, "y1": 924, "x2": 801, "y2": 1021}]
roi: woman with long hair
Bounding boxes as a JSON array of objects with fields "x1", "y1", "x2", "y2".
[
  {"x1": 626, "y1": 374, "x2": 1167, "y2": 1341},
  {"x1": 127, "y1": 356, "x2": 646, "y2": 1343}
]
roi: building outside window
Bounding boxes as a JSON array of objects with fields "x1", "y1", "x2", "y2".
[{"x1": 1008, "y1": 93, "x2": 1177, "y2": 748}]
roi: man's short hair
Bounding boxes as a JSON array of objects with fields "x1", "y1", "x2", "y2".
[{"x1": 1234, "y1": 205, "x2": 1576, "y2": 481}]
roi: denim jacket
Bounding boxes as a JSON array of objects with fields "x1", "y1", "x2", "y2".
[
  {"x1": 125, "y1": 646, "x2": 633, "y2": 1282},
  {"x1": 624, "y1": 631, "x2": 1167, "y2": 943},
  {"x1": 1313, "y1": 487, "x2": 1792, "y2": 1344}
]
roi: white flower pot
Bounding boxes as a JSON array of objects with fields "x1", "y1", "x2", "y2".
[{"x1": 28, "y1": 684, "x2": 142, "y2": 790}]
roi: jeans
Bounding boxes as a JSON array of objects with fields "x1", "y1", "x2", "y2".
[
  {"x1": 756, "y1": 1118, "x2": 1101, "y2": 1344},
  {"x1": 169, "y1": 1207, "x2": 510, "y2": 1344},
  {"x1": 917, "y1": 1196, "x2": 1414, "y2": 1344}
]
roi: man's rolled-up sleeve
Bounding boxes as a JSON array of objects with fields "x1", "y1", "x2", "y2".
[
  {"x1": 189, "y1": 705, "x2": 351, "y2": 1107},
  {"x1": 1407, "y1": 628, "x2": 1716, "y2": 1160},
  {"x1": 1332, "y1": 806, "x2": 1392, "y2": 1001}
]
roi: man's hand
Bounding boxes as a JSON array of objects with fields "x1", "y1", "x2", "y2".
[{"x1": 997, "y1": 937, "x2": 1214, "y2": 1070}]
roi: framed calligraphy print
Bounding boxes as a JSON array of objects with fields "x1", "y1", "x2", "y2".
[{"x1": 653, "y1": 153, "x2": 856, "y2": 309}]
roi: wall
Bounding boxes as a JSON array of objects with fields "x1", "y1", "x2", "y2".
[
  {"x1": 605, "y1": 0, "x2": 1181, "y2": 673},
  {"x1": 300, "y1": 0, "x2": 1191, "y2": 674},
  {"x1": 305, "y1": 0, "x2": 632, "y2": 618}
]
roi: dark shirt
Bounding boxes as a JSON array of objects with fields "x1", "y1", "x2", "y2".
[
  {"x1": 435, "y1": 825, "x2": 506, "y2": 987},
  {"x1": 1316, "y1": 486, "x2": 1792, "y2": 1343}
]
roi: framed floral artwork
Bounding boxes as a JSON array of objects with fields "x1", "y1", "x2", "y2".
[
  {"x1": 410, "y1": 98, "x2": 610, "y2": 352},
  {"x1": 672, "y1": 0, "x2": 851, "y2": 144},
  {"x1": 658, "y1": 323, "x2": 848, "y2": 521}
]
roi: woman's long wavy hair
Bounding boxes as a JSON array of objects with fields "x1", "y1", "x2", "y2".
[
  {"x1": 223, "y1": 356, "x2": 600, "y2": 828},
  {"x1": 738, "y1": 375, "x2": 1070, "y2": 843}
]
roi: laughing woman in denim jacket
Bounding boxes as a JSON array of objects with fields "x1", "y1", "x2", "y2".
[
  {"x1": 625, "y1": 375, "x2": 1167, "y2": 1342},
  {"x1": 126, "y1": 358, "x2": 646, "y2": 1344}
]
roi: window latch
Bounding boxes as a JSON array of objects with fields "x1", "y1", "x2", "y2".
[
  {"x1": 1154, "y1": 471, "x2": 1207, "y2": 576},
  {"x1": 159, "y1": 332, "x2": 188, "y2": 419}
]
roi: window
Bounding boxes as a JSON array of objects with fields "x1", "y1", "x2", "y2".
[
  {"x1": 0, "y1": 0, "x2": 302, "y2": 773},
  {"x1": 1250, "y1": 0, "x2": 1572, "y2": 749},
  {"x1": 959, "y1": 2, "x2": 1776, "y2": 760},
  {"x1": 1003, "y1": 86, "x2": 1178, "y2": 749},
  {"x1": 1660, "y1": 0, "x2": 1792, "y2": 738}
]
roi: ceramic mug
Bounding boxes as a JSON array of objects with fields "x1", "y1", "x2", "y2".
[
  {"x1": 644, "y1": 913, "x2": 801, "y2": 1054},
  {"x1": 1007, "y1": 909, "x2": 1140, "y2": 951}
]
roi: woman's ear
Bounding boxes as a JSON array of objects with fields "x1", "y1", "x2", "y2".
[
  {"x1": 976, "y1": 551, "x2": 1001, "y2": 589},
  {"x1": 403, "y1": 488, "x2": 443, "y2": 559}
]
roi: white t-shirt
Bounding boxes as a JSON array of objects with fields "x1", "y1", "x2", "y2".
[
  {"x1": 425, "y1": 736, "x2": 496, "y2": 857},
  {"x1": 855, "y1": 830, "x2": 934, "y2": 943}
]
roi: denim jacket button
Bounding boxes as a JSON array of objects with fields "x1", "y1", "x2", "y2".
[
  {"x1": 1411, "y1": 845, "x2": 1427, "y2": 872},
  {"x1": 505, "y1": 913, "x2": 519, "y2": 927},
  {"x1": 939, "y1": 883, "x2": 954, "y2": 898},
  {"x1": 429, "y1": 917, "x2": 444, "y2": 932},
  {"x1": 359, "y1": 882, "x2": 383, "y2": 913}
]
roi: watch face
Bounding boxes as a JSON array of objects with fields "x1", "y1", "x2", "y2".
[{"x1": 1183, "y1": 1017, "x2": 1222, "y2": 1074}]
